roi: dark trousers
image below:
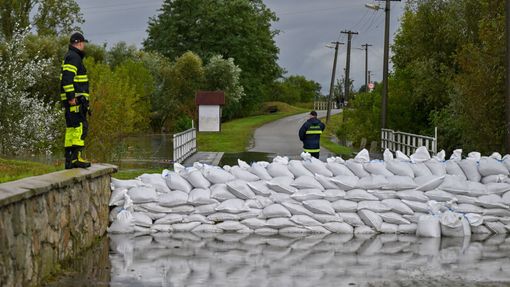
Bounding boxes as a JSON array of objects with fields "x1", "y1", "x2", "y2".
[
  {"x1": 63, "y1": 98, "x2": 88, "y2": 162},
  {"x1": 310, "y1": 152, "x2": 320, "y2": 159}
]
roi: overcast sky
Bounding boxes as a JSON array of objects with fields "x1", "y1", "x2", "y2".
[{"x1": 76, "y1": 0, "x2": 406, "y2": 93}]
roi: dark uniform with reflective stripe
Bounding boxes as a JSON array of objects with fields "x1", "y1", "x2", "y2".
[
  {"x1": 299, "y1": 117, "x2": 325, "y2": 159},
  {"x1": 60, "y1": 44, "x2": 90, "y2": 168}
]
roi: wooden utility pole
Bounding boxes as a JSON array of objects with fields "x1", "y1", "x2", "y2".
[
  {"x1": 341, "y1": 30, "x2": 358, "y2": 104},
  {"x1": 506, "y1": 0, "x2": 510, "y2": 152},
  {"x1": 361, "y1": 43, "x2": 372, "y2": 92},
  {"x1": 326, "y1": 41, "x2": 344, "y2": 123}
]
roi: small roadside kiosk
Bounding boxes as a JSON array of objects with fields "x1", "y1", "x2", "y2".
[{"x1": 195, "y1": 91, "x2": 225, "y2": 132}]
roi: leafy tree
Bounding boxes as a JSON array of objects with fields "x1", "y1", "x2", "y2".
[
  {"x1": 267, "y1": 75, "x2": 321, "y2": 104},
  {"x1": 144, "y1": 0, "x2": 282, "y2": 116},
  {"x1": 107, "y1": 42, "x2": 138, "y2": 69}
]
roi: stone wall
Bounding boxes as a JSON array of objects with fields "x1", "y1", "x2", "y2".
[{"x1": 0, "y1": 164, "x2": 117, "y2": 287}]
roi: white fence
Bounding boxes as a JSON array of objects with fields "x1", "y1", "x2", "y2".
[
  {"x1": 314, "y1": 101, "x2": 338, "y2": 111},
  {"x1": 173, "y1": 124, "x2": 197, "y2": 164},
  {"x1": 381, "y1": 127, "x2": 438, "y2": 156}
]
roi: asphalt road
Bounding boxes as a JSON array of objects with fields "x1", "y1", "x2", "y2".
[{"x1": 249, "y1": 109, "x2": 341, "y2": 159}]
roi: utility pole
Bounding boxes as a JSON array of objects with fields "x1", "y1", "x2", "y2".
[
  {"x1": 361, "y1": 43, "x2": 372, "y2": 92},
  {"x1": 506, "y1": 0, "x2": 510, "y2": 153},
  {"x1": 368, "y1": 70, "x2": 373, "y2": 90},
  {"x1": 326, "y1": 41, "x2": 344, "y2": 123},
  {"x1": 341, "y1": 30, "x2": 358, "y2": 104}
]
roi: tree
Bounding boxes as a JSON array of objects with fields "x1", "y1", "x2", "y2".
[{"x1": 144, "y1": 0, "x2": 282, "y2": 116}]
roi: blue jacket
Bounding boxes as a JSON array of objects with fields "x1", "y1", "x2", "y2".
[{"x1": 298, "y1": 117, "x2": 325, "y2": 152}]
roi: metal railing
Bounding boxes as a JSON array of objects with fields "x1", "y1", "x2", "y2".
[
  {"x1": 381, "y1": 127, "x2": 438, "y2": 156},
  {"x1": 173, "y1": 122, "x2": 197, "y2": 163},
  {"x1": 314, "y1": 101, "x2": 338, "y2": 110}
]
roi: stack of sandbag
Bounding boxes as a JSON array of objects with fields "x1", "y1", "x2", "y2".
[{"x1": 108, "y1": 147, "x2": 510, "y2": 237}]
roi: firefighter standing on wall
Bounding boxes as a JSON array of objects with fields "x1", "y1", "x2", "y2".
[
  {"x1": 298, "y1": 111, "x2": 326, "y2": 159},
  {"x1": 60, "y1": 32, "x2": 91, "y2": 169}
]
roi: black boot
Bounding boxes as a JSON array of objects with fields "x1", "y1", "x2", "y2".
[
  {"x1": 65, "y1": 147, "x2": 73, "y2": 169},
  {"x1": 71, "y1": 147, "x2": 91, "y2": 168}
]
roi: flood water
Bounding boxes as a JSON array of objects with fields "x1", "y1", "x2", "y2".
[{"x1": 47, "y1": 233, "x2": 510, "y2": 287}]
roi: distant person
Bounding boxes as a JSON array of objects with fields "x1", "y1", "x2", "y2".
[
  {"x1": 298, "y1": 111, "x2": 325, "y2": 159},
  {"x1": 60, "y1": 32, "x2": 91, "y2": 169}
]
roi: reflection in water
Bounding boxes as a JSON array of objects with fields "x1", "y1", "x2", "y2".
[{"x1": 106, "y1": 233, "x2": 510, "y2": 287}]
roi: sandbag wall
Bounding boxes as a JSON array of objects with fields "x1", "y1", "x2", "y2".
[{"x1": 108, "y1": 148, "x2": 510, "y2": 237}]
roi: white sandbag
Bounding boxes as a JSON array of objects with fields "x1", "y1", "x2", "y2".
[
  {"x1": 410, "y1": 146, "x2": 431, "y2": 163},
  {"x1": 323, "y1": 189, "x2": 346, "y2": 201},
  {"x1": 226, "y1": 180, "x2": 256, "y2": 199},
  {"x1": 216, "y1": 221, "x2": 250, "y2": 232},
  {"x1": 485, "y1": 221, "x2": 508, "y2": 234},
  {"x1": 207, "y1": 212, "x2": 240, "y2": 222},
  {"x1": 378, "y1": 212, "x2": 411, "y2": 225},
  {"x1": 466, "y1": 181, "x2": 488, "y2": 196},
  {"x1": 479, "y1": 157, "x2": 509, "y2": 176},
  {"x1": 111, "y1": 178, "x2": 142, "y2": 189},
  {"x1": 345, "y1": 159, "x2": 370, "y2": 178},
  {"x1": 354, "y1": 226, "x2": 376, "y2": 234},
  {"x1": 132, "y1": 212, "x2": 153, "y2": 227},
  {"x1": 433, "y1": 150, "x2": 446, "y2": 161},
  {"x1": 327, "y1": 156, "x2": 345, "y2": 164},
  {"x1": 274, "y1": 155, "x2": 290, "y2": 164},
  {"x1": 183, "y1": 168, "x2": 211, "y2": 189},
  {"x1": 368, "y1": 189, "x2": 398, "y2": 200},
  {"x1": 332, "y1": 200, "x2": 358, "y2": 212},
  {"x1": 424, "y1": 160, "x2": 447, "y2": 176},
  {"x1": 109, "y1": 188, "x2": 127, "y2": 206},
  {"x1": 398, "y1": 223, "x2": 418, "y2": 234},
  {"x1": 303, "y1": 158, "x2": 333, "y2": 177},
  {"x1": 403, "y1": 212, "x2": 428, "y2": 224},
  {"x1": 454, "y1": 203, "x2": 484, "y2": 214},
  {"x1": 266, "y1": 217, "x2": 297, "y2": 229},
  {"x1": 338, "y1": 212, "x2": 365, "y2": 226},
  {"x1": 312, "y1": 214, "x2": 343, "y2": 223},
  {"x1": 481, "y1": 174, "x2": 507, "y2": 184},
  {"x1": 138, "y1": 173, "x2": 171, "y2": 193},
  {"x1": 303, "y1": 200, "x2": 335, "y2": 215},
  {"x1": 202, "y1": 165, "x2": 236, "y2": 184},
  {"x1": 410, "y1": 163, "x2": 433, "y2": 177},
  {"x1": 215, "y1": 198, "x2": 249, "y2": 214},
  {"x1": 330, "y1": 175, "x2": 359, "y2": 191},
  {"x1": 356, "y1": 174, "x2": 389, "y2": 190},
  {"x1": 267, "y1": 176, "x2": 297, "y2": 194},
  {"x1": 486, "y1": 182, "x2": 510, "y2": 194},
  {"x1": 416, "y1": 215, "x2": 441, "y2": 237},
  {"x1": 381, "y1": 199, "x2": 414, "y2": 215},
  {"x1": 402, "y1": 200, "x2": 429, "y2": 213},
  {"x1": 288, "y1": 160, "x2": 313, "y2": 177},
  {"x1": 249, "y1": 162, "x2": 272, "y2": 180},
  {"x1": 238, "y1": 208, "x2": 261, "y2": 220},
  {"x1": 357, "y1": 201, "x2": 391, "y2": 213},
  {"x1": 483, "y1": 208, "x2": 510, "y2": 217},
  {"x1": 230, "y1": 166, "x2": 260, "y2": 182},
  {"x1": 170, "y1": 205, "x2": 194, "y2": 214},
  {"x1": 380, "y1": 223, "x2": 398, "y2": 233},
  {"x1": 384, "y1": 176, "x2": 418, "y2": 190},
  {"x1": 266, "y1": 163, "x2": 294, "y2": 178},
  {"x1": 253, "y1": 195, "x2": 273, "y2": 208},
  {"x1": 438, "y1": 175, "x2": 468, "y2": 194},
  {"x1": 108, "y1": 210, "x2": 135, "y2": 234},
  {"x1": 503, "y1": 155, "x2": 510, "y2": 172},
  {"x1": 323, "y1": 222, "x2": 354, "y2": 233},
  {"x1": 254, "y1": 227, "x2": 278, "y2": 236},
  {"x1": 109, "y1": 206, "x2": 123, "y2": 222},
  {"x1": 291, "y1": 189, "x2": 325, "y2": 201},
  {"x1": 445, "y1": 160, "x2": 467, "y2": 180},
  {"x1": 315, "y1": 174, "x2": 338, "y2": 189},
  {"x1": 455, "y1": 194, "x2": 480, "y2": 205},
  {"x1": 458, "y1": 159, "x2": 482, "y2": 182},
  {"x1": 449, "y1": 149, "x2": 462, "y2": 161},
  {"x1": 154, "y1": 214, "x2": 183, "y2": 225},
  {"x1": 471, "y1": 225, "x2": 492, "y2": 234},
  {"x1": 241, "y1": 218, "x2": 267, "y2": 229},
  {"x1": 397, "y1": 189, "x2": 429, "y2": 202},
  {"x1": 290, "y1": 215, "x2": 322, "y2": 226},
  {"x1": 210, "y1": 184, "x2": 236, "y2": 201},
  {"x1": 127, "y1": 186, "x2": 158, "y2": 203},
  {"x1": 281, "y1": 202, "x2": 314, "y2": 216},
  {"x1": 292, "y1": 175, "x2": 324, "y2": 190},
  {"x1": 304, "y1": 226, "x2": 331, "y2": 234},
  {"x1": 247, "y1": 180, "x2": 272, "y2": 196},
  {"x1": 363, "y1": 161, "x2": 394, "y2": 176},
  {"x1": 354, "y1": 148, "x2": 370, "y2": 162},
  {"x1": 464, "y1": 213, "x2": 484, "y2": 226},
  {"x1": 192, "y1": 224, "x2": 223, "y2": 233},
  {"x1": 163, "y1": 170, "x2": 192, "y2": 193},
  {"x1": 503, "y1": 191, "x2": 510, "y2": 204},
  {"x1": 478, "y1": 194, "x2": 509, "y2": 209},
  {"x1": 386, "y1": 160, "x2": 414, "y2": 178},
  {"x1": 159, "y1": 190, "x2": 188, "y2": 207},
  {"x1": 345, "y1": 189, "x2": 379, "y2": 202},
  {"x1": 182, "y1": 214, "x2": 214, "y2": 224},
  {"x1": 326, "y1": 162, "x2": 356, "y2": 176},
  {"x1": 260, "y1": 204, "x2": 292, "y2": 218},
  {"x1": 358, "y1": 209, "x2": 383, "y2": 231},
  {"x1": 424, "y1": 189, "x2": 456, "y2": 202},
  {"x1": 150, "y1": 224, "x2": 172, "y2": 233},
  {"x1": 440, "y1": 211, "x2": 470, "y2": 237},
  {"x1": 188, "y1": 188, "x2": 217, "y2": 205},
  {"x1": 483, "y1": 215, "x2": 504, "y2": 222},
  {"x1": 172, "y1": 222, "x2": 202, "y2": 232},
  {"x1": 269, "y1": 192, "x2": 293, "y2": 204}
]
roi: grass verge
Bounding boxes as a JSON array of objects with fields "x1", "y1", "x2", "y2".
[
  {"x1": 0, "y1": 158, "x2": 61, "y2": 184},
  {"x1": 198, "y1": 102, "x2": 307, "y2": 152},
  {"x1": 320, "y1": 112, "x2": 354, "y2": 157},
  {"x1": 114, "y1": 168, "x2": 165, "y2": 179}
]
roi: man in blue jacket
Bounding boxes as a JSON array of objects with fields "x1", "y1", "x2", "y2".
[{"x1": 298, "y1": 111, "x2": 326, "y2": 159}]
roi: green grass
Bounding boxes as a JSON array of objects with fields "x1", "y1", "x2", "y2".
[
  {"x1": 114, "y1": 168, "x2": 165, "y2": 179},
  {"x1": 198, "y1": 102, "x2": 307, "y2": 152},
  {"x1": 0, "y1": 158, "x2": 61, "y2": 184},
  {"x1": 320, "y1": 112, "x2": 354, "y2": 157}
]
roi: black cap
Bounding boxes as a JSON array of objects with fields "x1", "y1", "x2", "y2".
[
  {"x1": 70, "y1": 32, "x2": 88, "y2": 44},
  {"x1": 310, "y1": 111, "x2": 317, "y2": 117}
]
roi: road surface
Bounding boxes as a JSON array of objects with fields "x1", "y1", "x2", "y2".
[{"x1": 249, "y1": 109, "x2": 341, "y2": 159}]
